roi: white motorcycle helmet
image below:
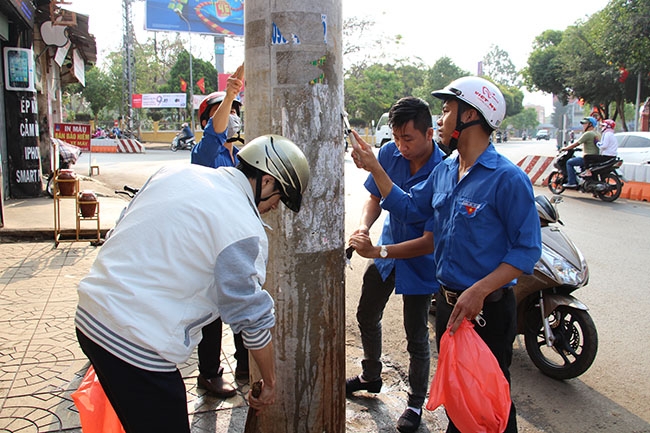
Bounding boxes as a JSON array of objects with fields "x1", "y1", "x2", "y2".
[{"x1": 431, "y1": 76, "x2": 506, "y2": 130}]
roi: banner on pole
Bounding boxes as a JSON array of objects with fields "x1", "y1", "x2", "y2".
[{"x1": 54, "y1": 123, "x2": 91, "y2": 151}]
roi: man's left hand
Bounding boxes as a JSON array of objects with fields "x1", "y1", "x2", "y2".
[{"x1": 447, "y1": 287, "x2": 486, "y2": 335}]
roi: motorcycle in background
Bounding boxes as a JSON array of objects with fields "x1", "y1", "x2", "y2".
[
  {"x1": 170, "y1": 133, "x2": 196, "y2": 151},
  {"x1": 514, "y1": 195, "x2": 598, "y2": 380},
  {"x1": 546, "y1": 148, "x2": 624, "y2": 202},
  {"x1": 171, "y1": 124, "x2": 196, "y2": 151}
]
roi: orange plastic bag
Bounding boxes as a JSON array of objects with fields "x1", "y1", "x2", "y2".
[
  {"x1": 71, "y1": 366, "x2": 126, "y2": 433},
  {"x1": 426, "y1": 319, "x2": 511, "y2": 433}
]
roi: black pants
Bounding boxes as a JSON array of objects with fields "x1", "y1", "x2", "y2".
[
  {"x1": 434, "y1": 289, "x2": 518, "y2": 433},
  {"x1": 76, "y1": 328, "x2": 190, "y2": 433},
  {"x1": 584, "y1": 154, "x2": 616, "y2": 168},
  {"x1": 198, "y1": 318, "x2": 247, "y2": 378}
]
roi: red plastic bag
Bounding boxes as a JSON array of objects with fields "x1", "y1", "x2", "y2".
[
  {"x1": 71, "y1": 366, "x2": 126, "y2": 433},
  {"x1": 426, "y1": 319, "x2": 511, "y2": 433}
]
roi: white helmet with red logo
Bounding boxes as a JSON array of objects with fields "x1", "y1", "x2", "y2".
[
  {"x1": 431, "y1": 76, "x2": 506, "y2": 130},
  {"x1": 602, "y1": 119, "x2": 616, "y2": 131}
]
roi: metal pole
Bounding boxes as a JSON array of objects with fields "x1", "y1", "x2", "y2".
[
  {"x1": 176, "y1": 11, "x2": 195, "y2": 132},
  {"x1": 634, "y1": 71, "x2": 641, "y2": 131},
  {"x1": 214, "y1": 34, "x2": 225, "y2": 74},
  {"x1": 245, "y1": 0, "x2": 345, "y2": 431}
]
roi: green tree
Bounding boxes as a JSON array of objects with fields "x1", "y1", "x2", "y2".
[
  {"x1": 482, "y1": 45, "x2": 520, "y2": 87},
  {"x1": 500, "y1": 85, "x2": 525, "y2": 119},
  {"x1": 525, "y1": 3, "x2": 650, "y2": 131},
  {"x1": 415, "y1": 57, "x2": 469, "y2": 113},
  {"x1": 78, "y1": 66, "x2": 119, "y2": 123},
  {"x1": 344, "y1": 64, "x2": 405, "y2": 123},
  {"x1": 522, "y1": 30, "x2": 567, "y2": 101},
  {"x1": 504, "y1": 107, "x2": 539, "y2": 134},
  {"x1": 160, "y1": 50, "x2": 220, "y2": 95}
]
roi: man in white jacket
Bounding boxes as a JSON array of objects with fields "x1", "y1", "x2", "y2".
[{"x1": 75, "y1": 135, "x2": 310, "y2": 433}]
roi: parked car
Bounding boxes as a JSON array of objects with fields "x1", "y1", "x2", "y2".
[
  {"x1": 536, "y1": 129, "x2": 550, "y2": 140},
  {"x1": 614, "y1": 132, "x2": 650, "y2": 164}
]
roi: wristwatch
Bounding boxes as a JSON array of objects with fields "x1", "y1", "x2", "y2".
[{"x1": 379, "y1": 245, "x2": 388, "y2": 258}]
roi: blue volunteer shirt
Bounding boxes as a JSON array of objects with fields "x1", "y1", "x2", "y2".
[
  {"x1": 191, "y1": 118, "x2": 239, "y2": 168},
  {"x1": 381, "y1": 144, "x2": 541, "y2": 290},
  {"x1": 365, "y1": 141, "x2": 444, "y2": 295}
]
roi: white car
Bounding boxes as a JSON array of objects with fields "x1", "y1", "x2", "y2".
[{"x1": 614, "y1": 132, "x2": 650, "y2": 164}]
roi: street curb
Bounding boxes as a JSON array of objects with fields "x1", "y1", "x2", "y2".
[
  {"x1": 621, "y1": 181, "x2": 650, "y2": 201},
  {"x1": 0, "y1": 228, "x2": 111, "y2": 243}
]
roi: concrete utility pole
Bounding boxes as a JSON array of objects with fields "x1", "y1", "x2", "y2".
[{"x1": 245, "y1": 0, "x2": 345, "y2": 431}]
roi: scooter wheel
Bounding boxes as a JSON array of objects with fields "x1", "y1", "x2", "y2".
[
  {"x1": 596, "y1": 173, "x2": 622, "y2": 202},
  {"x1": 524, "y1": 305, "x2": 598, "y2": 380},
  {"x1": 547, "y1": 171, "x2": 565, "y2": 194}
]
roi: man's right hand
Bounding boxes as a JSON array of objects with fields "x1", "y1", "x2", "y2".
[
  {"x1": 350, "y1": 130, "x2": 381, "y2": 173},
  {"x1": 226, "y1": 64, "x2": 244, "y2": 99},
  {"x1": 248, "y1": 380, "x2": 275, "y2": 415}
]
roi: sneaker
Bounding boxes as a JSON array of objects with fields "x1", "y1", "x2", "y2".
[
  {"x1": 562, "y1": 183, "x2": 577, "y2": 188},
  {"x1": 197, "y1": 373, "x2": 237, "y2": 398},
  {"x1": 396, "y1": 408, "x2": 422, "y2": 433},
  {"x1": 345, "y1": 375, "x2": 382, "y2": 395}
]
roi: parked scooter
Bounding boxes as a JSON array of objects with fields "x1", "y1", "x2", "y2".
[
  {"x1": 514, "y1": 195, "x2": 598, "y2": 380},
  {"x1": 170, "y1": 124, "x2": 196, "y2": 151},
  {"x1": 547, "y1": 148, "x2": 624, "y2": 202}
]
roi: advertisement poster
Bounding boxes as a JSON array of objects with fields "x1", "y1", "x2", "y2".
[
  {"x1": 4, "y1": 91, "x2": 41, "y2": 198},
  {"x1": 54, "y1": 123, "x2": 91, "y2": 151},
  {"x1": 3, "y1": 47, "x2": 35, "y2": 92},
  {"x1": 132, "y1": 93, "x2": 187, "y2": 108},
  {"x1": 145, "y1": 0, "x2": 244, "y2": 36}
]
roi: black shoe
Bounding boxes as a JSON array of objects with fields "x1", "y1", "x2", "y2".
[
  {"x1": 345, "y1": 375, "x2": 382, "y2": 395},
  {"x1": 197, "y1": 373, "x2": 237, "y2": 398},
  {"x1": 396, "y1": 408, "x2": 421, "y2": 433}
]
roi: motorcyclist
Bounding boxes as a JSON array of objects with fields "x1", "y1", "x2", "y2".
[
  {"x1": 177, "y1": 122, "x2": 194, "y2": 146},
  {"x1": 560, "y1": 116, "x2": 600, "y2": 188},
  {"x1": 597, "y1": 119, "x2": 618, "y2": 157}
]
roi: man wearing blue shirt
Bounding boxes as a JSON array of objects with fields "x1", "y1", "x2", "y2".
[
  {"x1": 350, "y1": 77, "x2": 542, "y2": 433},
  {"x1": 190, "y1": 65, "x2": 248, "y2": 398},
  {"x1": 346, "y1": 97, "x2": 445, "y2": 433},
  {"x1": 191, "y1": 64, "x2": 244, "y2": 168}
]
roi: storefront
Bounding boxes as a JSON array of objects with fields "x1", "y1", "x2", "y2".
[{"x1": 0, "y1": 0, "x2": 95, "y2": 227}]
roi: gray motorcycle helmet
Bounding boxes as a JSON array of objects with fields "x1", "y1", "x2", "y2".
[{"x1": 237, "y1": 134, "x2": 310, "y2": 212}]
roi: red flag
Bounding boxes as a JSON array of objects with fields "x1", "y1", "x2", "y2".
[
  {"x1": 196, "y1": 77, "x2": 205, "y2": 94},
  {"x1": 618, "y1": 67, "x2": 629, "y2": 83},
  {"x1": 180, "y1": 77, "x2": 187, "y2": 92}
]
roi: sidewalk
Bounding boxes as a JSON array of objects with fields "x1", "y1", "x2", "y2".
[{"x1": 0, "y1": 193, "x2": 446, "y2": 432}]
